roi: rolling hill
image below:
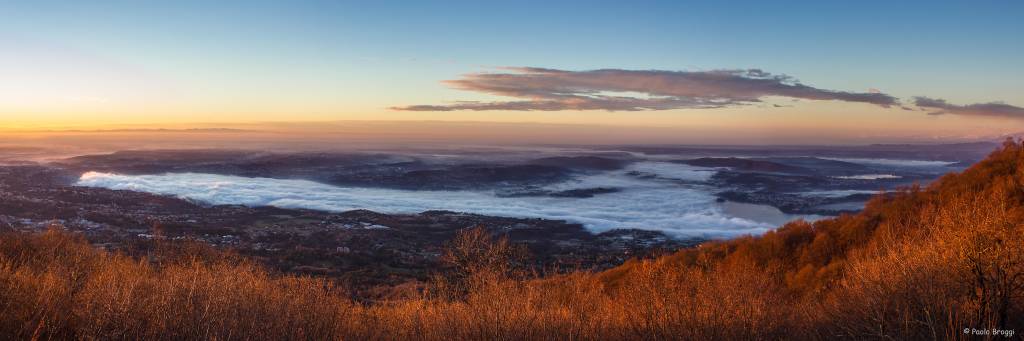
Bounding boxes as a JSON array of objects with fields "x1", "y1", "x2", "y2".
[{"x1": 1, "y1": 141, "x2": 1023, "y2": 339}]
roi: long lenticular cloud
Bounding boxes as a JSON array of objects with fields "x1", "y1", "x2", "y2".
[
  {"x1": 913, "y1": 96, "x2": 1024, "y2": 118},
  {"x1": 391, "y1": 67, "x2": 900, "y2": 111}
]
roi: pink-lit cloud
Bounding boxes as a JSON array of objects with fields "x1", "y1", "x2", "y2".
[
  {"x1": 392, "y1": 67, "x2": 900, "y2": 111},
  {"x1": 914, "y1": 96, "x2": 1024, "y2": 118}
]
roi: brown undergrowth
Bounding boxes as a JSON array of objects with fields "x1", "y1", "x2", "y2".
[{"x1": 3, "y1": 141, "x2": 1024, "y2": 340}]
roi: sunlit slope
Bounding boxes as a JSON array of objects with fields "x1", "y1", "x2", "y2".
[
  {"x1": 1, "y1": 140, "x2": 1022, "y2": 339},
  {"x1": 601, "y1": 139, "x2": 1024, "y2": 337}
]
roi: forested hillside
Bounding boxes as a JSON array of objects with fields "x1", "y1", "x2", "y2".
[{"x1": 2, "y1": 141, "x2": 1023, "y2": 340}]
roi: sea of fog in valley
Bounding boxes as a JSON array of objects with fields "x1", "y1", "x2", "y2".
[{"x1": 73, "y1": 152, "x2": 964, "y2": 238}]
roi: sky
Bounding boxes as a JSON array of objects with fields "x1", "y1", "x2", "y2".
[{"x1": 1, "y1": 0, "x2": 1023, "y2": 144}]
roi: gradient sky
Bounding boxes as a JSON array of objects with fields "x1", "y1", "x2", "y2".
[{"x1": 2, "y1": 1, "x2": 1023, "y2": 144}]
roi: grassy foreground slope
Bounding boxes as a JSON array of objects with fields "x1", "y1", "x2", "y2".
[{"x1": 2, "y1": 141, "x2": 1024, "y2": 340}]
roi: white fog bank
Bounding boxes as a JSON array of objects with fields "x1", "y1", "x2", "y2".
[{"x1": 74, "y1": 162, "x2": 822, "y2": 238}]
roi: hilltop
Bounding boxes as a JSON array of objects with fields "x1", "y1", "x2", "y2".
[{"x1": 1, "y1": 140, "x2": 1022, "y2": 339}]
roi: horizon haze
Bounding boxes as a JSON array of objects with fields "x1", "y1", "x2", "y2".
[
  {"x1": 2, "y1": 1, "x2": 1023, "y2": 339},
  {"x1": 2, "y1": 1, "x2": 1023, "y2": 145}
]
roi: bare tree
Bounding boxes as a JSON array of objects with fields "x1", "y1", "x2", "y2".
[{"x1": 431, "y1": 226, "x2": 528, "y2": 300}]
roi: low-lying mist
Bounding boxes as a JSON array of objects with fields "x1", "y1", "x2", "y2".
[{"x1": 75, "y1": 161, "x2": 819, "y2": 238}]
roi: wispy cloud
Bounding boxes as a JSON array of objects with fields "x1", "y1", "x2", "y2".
[
  {"x1": 914, "y1": 96, "x2": 1024, "y2": 118},
  {"x1": 392, "y1": 67, "x2": 899, "y2": 111}
]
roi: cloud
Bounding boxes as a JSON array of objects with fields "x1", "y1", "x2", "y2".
[
  {"x1": 914, "y1": 96, "x2": 1024, "y2": 118},
  {"x1": 392, "y1": 67, "x2": 899, "y2": 111}
]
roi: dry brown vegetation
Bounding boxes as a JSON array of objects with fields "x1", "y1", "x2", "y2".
[{"x1": 3, "y1": 141, "x2": 1024, "y2": 340}]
